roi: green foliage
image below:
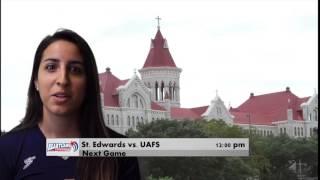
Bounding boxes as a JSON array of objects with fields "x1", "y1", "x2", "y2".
[
  {"x1": 127, "y1": 119, "x2": 318, "y2": 180},
  {"x1": 146, "y1": 175, "x2": 174, "y2": 180}
]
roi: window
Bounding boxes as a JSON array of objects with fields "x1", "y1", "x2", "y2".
[
  {"x1": 116, "y1": 115, "x2": 119, "y2": 126},
  {"x1": 160, "y1": 82, "x2": 164, "y2": 100},
  {"x1": 301, "y1": 127, "x2": 303, "y2": 136},
  {"x1": 127, "y1": 116, "x2": 130, "y2": 126},
  {"x1": 107, "y1": 114, "x2": 110, "y2": 125},
  {"x1": 169, "y1": 82, "x2": 172, "y2": 100},
  {"x1": 173, "y1": 83, "x2": 176, "y2": 101},
  {"x1": 111, "y1": 115, "x2": 114, "y2": 125},
  {"x1": 127, "y1": 98, "x2": 130, "y2": 107},
  {"x1": 155, "y1": 82, "x2": 159, "y2": 100},
  {"x1": 310, "y1": 128, "x2": 313, "y2": 136},
  {"x1": 134, "y1": 95, "x2": 138, "y2": 108},
  {"x1": 294, "y1": 127, "x2": 297, "y2": 136},
  {"x1": 298, "y1": 127, "x2": 300, "y2": 136},
  {"x1": 132, "y1": 116, "x2": 135, "y2": 126}
]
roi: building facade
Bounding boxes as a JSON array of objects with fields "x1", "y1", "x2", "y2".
[
  {"x1": 230, "y1": 88, "x2": 318, "y2": 138},
  {"x1": 99, "y1": 26, "x2": 318, "y2": 137}
]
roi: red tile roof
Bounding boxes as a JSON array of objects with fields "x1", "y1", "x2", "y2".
[
  {"x1": 230, "y1": 89, "x2": 310, "y2": 125},
  {"x1": 99, "y1": 68, "x2": 167, "y2": 111},
  {"x1": 171, "y1": 106, "x2": 208, "y2": 120},
  {"x1": 151, "y1": 102, "x2": 166, "y2": 111},
  {"x1": 99, "y1": 69, "x2": 128, "y2": 107},
  {"x1": 142, "y1": 30, "x2": 177, "y2": 68}
]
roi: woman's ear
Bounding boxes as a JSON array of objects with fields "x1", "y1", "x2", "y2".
[{"x1": 34, "y1": 80, "x2": 39, "y2": 91}]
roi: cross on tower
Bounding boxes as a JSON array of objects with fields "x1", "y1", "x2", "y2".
[{"x1": 155, "y1": 16, "x2": 161, "y2": 30}]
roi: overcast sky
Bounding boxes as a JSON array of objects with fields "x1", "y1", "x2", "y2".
[{"x1": 1, "y1": 0, "x2": 318, "y2": 131}]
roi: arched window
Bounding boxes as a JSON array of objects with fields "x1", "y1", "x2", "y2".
[
  {"x1": 132, "y1": 116, "x2": 135, "y2": 126},
  {"x1": 132, "y1": 95, "x2": 138, "y2": 108},
  {"x1": 127, "y1": 98, "x2": 130, "y2": 107},
  {"x1": 116, "y1": 115, "x2": 119, "y2": 126},
  {"x1": 155, "y1": 82, "x2": 159, "y2": 101},
  {"x1": 140, "y1": 99, "x2": 144, "y2": 109},
  {"x1": 280, "y1": 128, "x2": 282, "y2": 134},
  {"x1": 111, "y1": 115, "x2": 114, "y2": 125},
  {"x1": 160, "y1": 81, "x2": 164, "y2": 100},
  {"x1": 173, "y1": 82, "x2": 176, "y2": 101},
  {"x1": 127, "y1": 116, "x2": 130, "y2": 126},
  {"x1": 294, "y1": 127, "x2": 297, "y2": 136},
  {"x1": 107, "y1": 114, "x2": 110, "y2": 125},
  {"x1": 169, "y1": 82, "x2": 172, "y2": 100},
  {"x1": 301, "y1": 127, "x2": 303, "y2": 136},
  {"x1": 298, "y1": 127, "x2": 300, "y2": 136}
]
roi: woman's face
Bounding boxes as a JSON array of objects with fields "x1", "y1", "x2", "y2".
[{"x1": 35, "y1": 40, "x2": 86, "y2": 117}]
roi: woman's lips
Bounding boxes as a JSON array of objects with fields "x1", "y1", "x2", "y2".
[{"x1": 52, "y1": 93, "x2": 71, "y2": 104}]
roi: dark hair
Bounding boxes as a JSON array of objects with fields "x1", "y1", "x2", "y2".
[{"x1": 14, "y1": 29, "x2": 118, "y2": 180}]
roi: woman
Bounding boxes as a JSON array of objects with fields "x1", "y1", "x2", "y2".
[{"x1": 0, "y1": 29, "x2": 141, "y2": 180}]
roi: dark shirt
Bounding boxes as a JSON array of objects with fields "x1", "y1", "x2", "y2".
[{"x1": 0, "y1": 126, "x2": 141, "y2": 180}]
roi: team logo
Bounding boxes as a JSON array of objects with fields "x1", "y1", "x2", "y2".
[
  {"x1": 47, "y1": 141, "x2": 79, "y2": 152},
  {"x1": 23, "y1": 156, "x2": 36, "y2": 170}
]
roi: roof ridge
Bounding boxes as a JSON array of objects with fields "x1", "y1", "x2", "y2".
[{"x1": 142, "y1": 29, "x2": 177, "y2": 68}]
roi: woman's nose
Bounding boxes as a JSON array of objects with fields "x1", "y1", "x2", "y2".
[{"x1": 56, "y1": 68, "x2": 69, "y2": 86}]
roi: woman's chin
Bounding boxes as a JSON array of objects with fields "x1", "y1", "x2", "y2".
[{"x1": 50, "y1": 107, "x2": 75, "y2": 116}]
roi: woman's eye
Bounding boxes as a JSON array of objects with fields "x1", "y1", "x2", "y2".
[
  {"x1": 45, "y1": 64, "x2": 56, "y2": 72},
  {"x1": 69, "y1": 66, "x2": 84, "y2": 75}
]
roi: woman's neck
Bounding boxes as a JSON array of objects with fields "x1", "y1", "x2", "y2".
[{"x1": 39, "y1": 109, "x2": 81, "y2": 138}]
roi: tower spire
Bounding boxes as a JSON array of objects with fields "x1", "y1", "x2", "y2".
[{"x1": 155, "y1": 16, "x2": 161, "y2": 30}]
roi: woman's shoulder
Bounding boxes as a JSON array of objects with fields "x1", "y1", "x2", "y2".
[
  {"x1": 0, "y1": 126, "x2": 39, "y2": 157},
  {"x1": 0, "y1": 127, "x2": 30, "y2": 147},
  {"x1": 0, "y1": 127, "x2": 37, "y2": 178}
]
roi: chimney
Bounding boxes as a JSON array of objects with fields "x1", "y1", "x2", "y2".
[
  {"x1": 250, "y1": 93, "x2": 254, "y2": 98},
  {"x1": 286, "y1": 86, "x2": 290, "y2": 92},
  {"x1": 106, "y1": 67, "x2": 111, "y2": 73}
]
